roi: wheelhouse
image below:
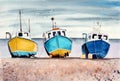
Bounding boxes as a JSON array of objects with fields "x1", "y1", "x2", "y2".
[
  {"x1": 87, "y1": 33, "x2": 109, "y2": 41},
  {"x1": 43, "y1": 29, "x2": 66, "y2": 40},
  {"x1": 17, "y1": 32, "x2": 31, "y2": 39}
]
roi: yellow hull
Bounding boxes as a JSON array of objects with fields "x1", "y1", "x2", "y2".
[
  {"x1": 8, "y1": 37, "x2": 37, "y2": 53},
  {"x1": 50, "y1": 49, "x2": 70, "y2": 57}
]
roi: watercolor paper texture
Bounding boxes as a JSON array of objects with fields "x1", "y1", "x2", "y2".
[{"x1": 0, "y1": 1, "x2": 120, "y2": 81}]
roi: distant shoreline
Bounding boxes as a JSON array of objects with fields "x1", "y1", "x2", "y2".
[{"x1": 0, "y1": 37, "x2": 120, "y2": 40}]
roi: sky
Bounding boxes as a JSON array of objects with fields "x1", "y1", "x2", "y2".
[{"x1": 0, "y1": 0, "x2": 120, "y2": 39}]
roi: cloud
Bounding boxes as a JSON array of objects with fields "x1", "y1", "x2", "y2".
[
  {"x1": 0, "y1": 0, "x2": 120, "y2": 38},
  {"x1": 66, "y1": 17, "x2": 119, "y2": 21}
]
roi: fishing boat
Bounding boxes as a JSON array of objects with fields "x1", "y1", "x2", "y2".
[
  {"x1": 43, "y1": 17, "x2": 72, "y2": 58},
  {"x1": 81, "y1": 22, "x2": 110, "y2": 59},
  {"x1": 6, "y1": 11, "x2": 37, "y2": 58}
]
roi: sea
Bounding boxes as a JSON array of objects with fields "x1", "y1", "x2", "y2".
[{"x1": 0, "y1": 38, "x2": 120, "y2": 58}]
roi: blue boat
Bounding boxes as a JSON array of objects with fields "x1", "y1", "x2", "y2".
[
  {"x1": 81, "y1": 23, "x2": 110, "y2": 59},
  {"x1": 43, "y1": 17, "x2": 72, "y2": 58}
]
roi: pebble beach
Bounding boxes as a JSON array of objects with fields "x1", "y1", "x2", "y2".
[{"x1": 0, "y1": 58, "x2": 120, "y2": 81}]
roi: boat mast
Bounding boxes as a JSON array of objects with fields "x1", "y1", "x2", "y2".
[
  {"x1": 19, "y1": 10, "x2": 22, "y2": 32},
  {"x1": 97, "y1": 22, "x2": 101, "y2": 28},
  {"x1": 51, "y1": 17, "x2": 54, "y2": 28},
  {"x1": 97, "y1": 22, "x2": 101, "y2": 33}
]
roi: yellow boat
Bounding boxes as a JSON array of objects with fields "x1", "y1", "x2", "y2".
[
  {"x1": 6, "y1": 10, "x2": 38, "y2": 58},
  {"x1": 8, "y1": 36, "x2": 37, "y2": 57}
]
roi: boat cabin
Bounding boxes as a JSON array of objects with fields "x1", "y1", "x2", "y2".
[
  {"x1": 87, "y1": 33, "x2": 108, "y2": 41},
  {"x1": 43, "y1": 29, "x2": 66, "y2": 40},
  {"x1": 17, "y1": 32, "x2": 31, "y2": 39}
]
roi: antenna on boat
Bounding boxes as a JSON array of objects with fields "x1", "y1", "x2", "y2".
[
  {"x1": 97, "y1": 22, "x2": 101, "y2": 28},
  {"x1": 55, "y1": 22, "x2": 57, "y2": 28},
  {"x1": 28, "y1": 18, "x2": 30, "y2": 33},
  {"x1": 51, "y1": 17, "x2": 55, "y2": 28},
  {"x1": 19, "y1": 10, "x2": 22, "y2": 32}
]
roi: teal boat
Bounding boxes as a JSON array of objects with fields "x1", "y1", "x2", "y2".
[{"x1": 43, "y1": 17, "x2": 72, "y2": 58}]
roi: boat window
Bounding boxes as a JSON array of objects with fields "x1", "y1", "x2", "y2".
[
  {"x1": 62, "y1": 31, "x2": 66, "y2": 36},
  {"x1": 53, "y1": 32, "x2": 56, "y2": 36},
  {"x1": 48, "y1": 33, "x2": 51, "y2": 38},
  {"x1": 98, "y1": 34, "x2": 102, "y2": 39},
  {"x1": 103, "y1": 35, "x2": 108, "y2": 40},
  {"x1": 57, "y1": 31, "x2": 61, "y2": 35},
  {"x1": 24, "y1": 32, "x2": 29, "y2": 36},
  {"x1": 18, "y1": 32, "x2": 23, "y2": 36},
  {"x1": 92, "y1": 34, "x2": 97, "y2": 39}
]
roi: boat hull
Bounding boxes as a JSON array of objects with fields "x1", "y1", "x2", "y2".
[
  {"x1": 82, "y1": 40, "x2": 110, "y2": 58},
  {"x1": 44, "y1": 35, "x2": 72, "y2": 57},
  {"x1": 8, "y1": 37, "x2": 37, "y2": 57}
]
